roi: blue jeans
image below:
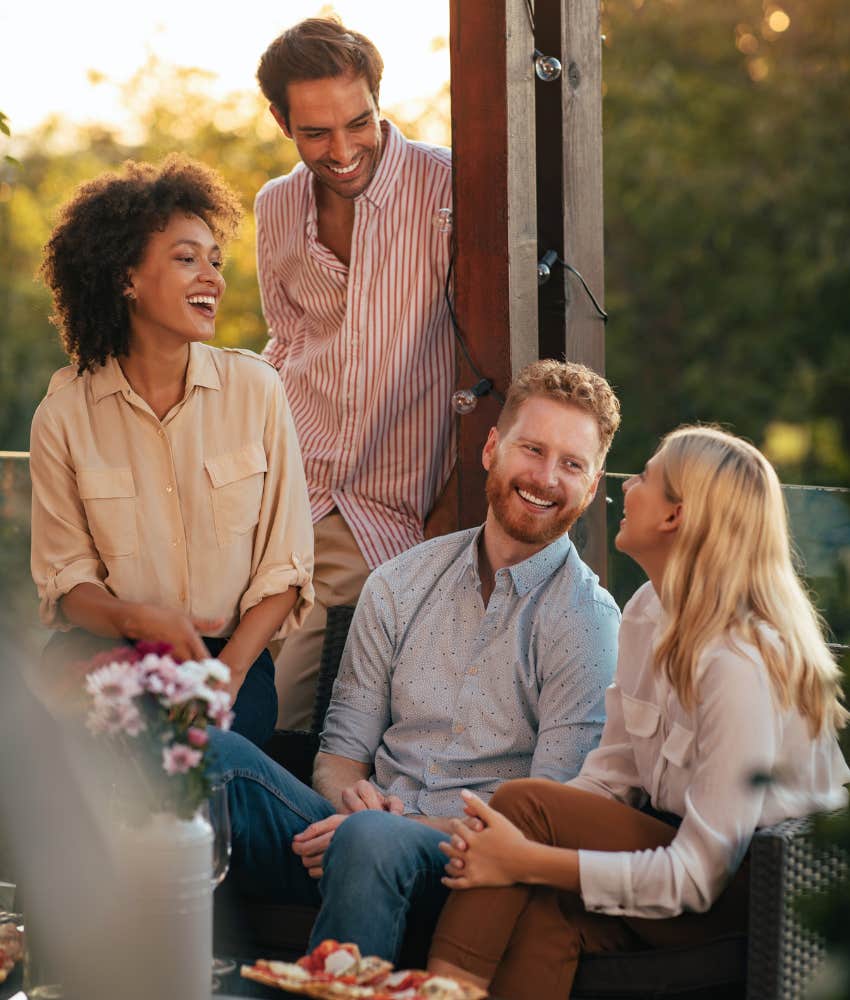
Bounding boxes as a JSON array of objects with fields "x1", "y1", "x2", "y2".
[{"x1": 208, "y1": 729, "x2": 449, "y2": 961}]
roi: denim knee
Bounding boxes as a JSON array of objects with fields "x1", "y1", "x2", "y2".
[{"x1": 324, "y1": 810, "x2": 398, "y2": 871}]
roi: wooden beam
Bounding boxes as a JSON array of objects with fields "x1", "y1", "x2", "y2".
[
  {"x1": 449, "y1": 0, "x2": 538, "y2": 528},
  {"x1": 533, "y1": 0, "x2": 609, "y2": 581}
]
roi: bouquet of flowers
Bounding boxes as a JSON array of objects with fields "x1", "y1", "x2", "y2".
[{"x1": 84, "y1": 642, "x2": 234, "y2": 821}]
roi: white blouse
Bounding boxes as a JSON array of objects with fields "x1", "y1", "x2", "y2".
[{"x1": 569, "y1": 582, "x2": 849, "y2": 918}]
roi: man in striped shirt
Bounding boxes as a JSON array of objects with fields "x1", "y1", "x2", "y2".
[{"x1": 254, "y1": 18, "x2": 455, "y2": 729}]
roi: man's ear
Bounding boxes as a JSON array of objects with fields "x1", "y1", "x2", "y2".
[
  {"x1": 659, "y1": 502, "x2": 683, "y2": 534},
  {"x1": 482, "y1": 427, "x2": 499, "y2": 472},
  {"x1": 585, "y1": 468, "x2": 604, "y2": 505},
  {"x1": 269, "y1": 104, "x2": 291, "y2": 138}
]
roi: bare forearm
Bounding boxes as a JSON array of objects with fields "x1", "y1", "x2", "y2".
[
  {"x1": 312, "y1": 752, "x2": 371, "y2": 812},
  {"x1": 517, "y1": 841, "x2": 581, "y2": 892},
  {"x1": 60, "y1": 583, "x2": 144, "y2": 638},
  {"x1": 219, "y1": 588, "x2": 298, "y2": 686}
]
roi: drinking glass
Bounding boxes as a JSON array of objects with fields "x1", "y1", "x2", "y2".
[{"x1": 207, "y1": 783, "x2": 237, "y2": 981}]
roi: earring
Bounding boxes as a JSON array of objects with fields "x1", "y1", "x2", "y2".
[{"x1": 125, "y1": 290, "x2": 136, "y2": 300}]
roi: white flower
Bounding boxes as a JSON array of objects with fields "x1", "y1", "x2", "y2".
[
  {"x1": 201, "y1": 658, "x2": 231, "y2": 684},
  {"x1": 85, "y1": 662, "x2": 143, "y2": 702}
]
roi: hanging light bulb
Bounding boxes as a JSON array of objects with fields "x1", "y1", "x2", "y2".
[
  {"x1": 451, "y1": 378, "x2": 494, "y2": 415},
  {"x1": 432, "y1": 207, "x2": 453, "y2": 233},
  {"x1": 533, "y1": 49, "x2": 562, "y2": 82}
]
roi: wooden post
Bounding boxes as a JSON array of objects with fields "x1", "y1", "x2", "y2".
[
  {"x1": 534, "y1": 0, "x2": 609, "y2": 580},
  {"x1": 449, "y1": 0, "x2": 539, "y2": 528}
]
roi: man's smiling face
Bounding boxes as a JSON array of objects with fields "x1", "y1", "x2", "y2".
[
  {"x1": 483, "y1": 396, "x2": 603, "y2": 548},
  {"x1": 276, "y1": 72, "x2": 383, "y2": 200}
]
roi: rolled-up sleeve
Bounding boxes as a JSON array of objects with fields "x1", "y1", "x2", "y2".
[
  {"x1": 320, "y1": 572, "x2": 395, "y2": 764},
  {"x1": 30, "y1": 402, "x2": 108, "y2": 628},
  {"x1": 531, "y1": 599, "x2": 620, "y2": 781},
  {"x1": 239, "y1": 376, "x2": 315, "y2": 638}
]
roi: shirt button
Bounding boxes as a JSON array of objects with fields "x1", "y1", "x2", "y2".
[
  {"x1": 171, "y1": 538, "x2": 179, "y2": 547},
  {"x1": 468, "y1": 667, "x2": 478, "y2": 676},
  {"x1": 158, "y1": 429, "x2": 165, "y2": 438},
  {"x1": 429, "y1": 764, "x2": 439, "y2": 774},
  {"x1": 453, "y1": 724, "x2": 464, "y2": 735},
  {"x1": 166, "y1": 484, "x2": 174, "y2": 493}
]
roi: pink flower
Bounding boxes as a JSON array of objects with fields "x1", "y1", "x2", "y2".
[
  {"x1": 187, "y1": 726, "x2": 208, "y2": 748},
  {"x1": 162, "y1": 743, "x2": 203, "y2": 776},
  {"x1": 87, "y1": 699, "x2": 146, "y2": 738},
  {"x1": 85, "y1": 661, "x2": 143, "y2": 702}
]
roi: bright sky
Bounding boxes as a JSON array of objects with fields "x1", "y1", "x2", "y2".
[{"x1": 0, "y1": 1, "x2": 450, "y2": 138}]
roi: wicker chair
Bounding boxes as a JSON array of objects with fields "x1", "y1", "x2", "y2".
[{"x1": 216, "y1": 606, "x2": 847, "y2": 999}]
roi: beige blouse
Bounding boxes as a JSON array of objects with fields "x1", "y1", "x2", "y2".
[
  {"x1": 30, "y1": 343, "x2": 315, "y2": 640},
  {"x1": 570, "y1": 582, "x2": 849, "y2": 918}
]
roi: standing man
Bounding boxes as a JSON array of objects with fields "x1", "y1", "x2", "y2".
[
  {"x1": 211, "y1": 361, "x2": 623, "y2": 961},
  {"x1": 255, "y1": 18, "x2": 455, "y2": 728}
]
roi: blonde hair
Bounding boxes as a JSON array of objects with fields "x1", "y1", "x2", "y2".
[
  {"x1": 498, "y1": 360, "x2": 621, "y2": 461},
  {"x1": 653, "y1": 425, "x2": 847, "y2": 735}
]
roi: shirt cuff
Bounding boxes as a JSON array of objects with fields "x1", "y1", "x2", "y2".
[
  {"x1": 578, "y1": 849, "x2": 634, "y2": 915},
  {"x1": 239, "y1": 553, "x2": 315, "y2": 639},
  {"x1": 39, "y1": 560, "x2": 108, "y2": 630}
]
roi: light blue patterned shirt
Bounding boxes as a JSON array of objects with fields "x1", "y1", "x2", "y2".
[{"x1": 320, "y1": 526, "x2": 620, "y2": 816}]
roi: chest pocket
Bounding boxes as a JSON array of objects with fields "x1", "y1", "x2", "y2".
[
  {"x1": 661, "y1": 722, "x2": 695, "y2": 769},
  {"x1": 204, "y1": 442, "x2": 267, "y2": 547},
  {"x1": 77, "y1": 466, "x2": 138, "y2": 557},
  {"x1": 621, "y1": 692, "x2": 661, "y2": 738}
]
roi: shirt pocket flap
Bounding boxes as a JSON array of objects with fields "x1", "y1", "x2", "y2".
[
  {"x1": 661, "y1": 722, "x2": 695, "y2": 768},
  {"x1": 204, "y1": 442, "x2": 267, "y2": 488},
  {"x1": 77, "y1": 466, "x2": 136, "y2": 499},
  {"x1": 621, "y1": 692, "x2": 661, "y2": 738}
]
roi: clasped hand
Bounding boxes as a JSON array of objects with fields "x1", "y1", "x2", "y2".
[
  {"x1": 438, "y1": 789, "x2": 529, "y2": 890},
  {"x1": 291, "y1": 780, "x2": 405, "y2": 879}
]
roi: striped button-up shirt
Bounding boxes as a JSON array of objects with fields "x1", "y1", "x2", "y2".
[
  {"x1": 257, "y1": 120, "x2": 455, "y2": 568},
  {"x1": 321, "y1": 527, "x2": 621, "y2": 817}
]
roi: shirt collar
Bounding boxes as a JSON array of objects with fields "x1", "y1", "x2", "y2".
[
  {"x1": 359, "y1": 119, "x2": 406, "y2": 208},
  {"x1": 460, "y1": 526, "x2": 573, "y2": 596},
  {"x1": 89, "y1": 343, "x2": 221, "y2": 404},
  {"x1": 185, "y1": 342, "x2": 221, "y2": 391}
]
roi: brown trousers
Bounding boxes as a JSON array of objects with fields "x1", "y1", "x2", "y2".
[
  {"x1": 273, "y1": 512, "x2": 370, "y2": 729},
  {"x1": 429, "y1": 780, "x2": 748, "y2": 1000}
]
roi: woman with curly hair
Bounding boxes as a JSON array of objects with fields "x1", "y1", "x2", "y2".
[
  {"x1": 427, "y1": 425, "x2": 849, "y2": 999},
  {"x1": 31, "y1": 156, "x2": 315, "y2": 747}
]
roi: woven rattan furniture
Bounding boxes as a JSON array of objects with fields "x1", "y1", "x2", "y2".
[{"x1": 216, "y1": 606, "x2": 846, "y2": 998}]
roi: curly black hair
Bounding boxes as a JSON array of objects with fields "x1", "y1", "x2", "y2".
[{"x1": 41, "y1": 155, "x2": 243, "y2": 373}]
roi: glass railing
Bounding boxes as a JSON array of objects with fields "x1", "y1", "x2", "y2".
[
  {"x1": 605, "y1": 473, "x2": 850, "y2": 652},
  {"x1": 2, "y1": 452, "x2": 848, "y2": 651}
]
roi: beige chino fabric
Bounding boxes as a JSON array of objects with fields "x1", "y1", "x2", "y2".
[
  {"x1": 273, "y1": 512, "x2": 370, "y2": 730},
  {"x1": 30, "y1": 343, "x2": 315, "y2": 639}
]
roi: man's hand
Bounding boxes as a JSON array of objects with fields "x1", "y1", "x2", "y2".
[
  {"x1": 340, "y1": 779, "x2": 404, "y2": 815},
  {"x1": 291, "y1": 814, "x2": 349, "y2": 878}
]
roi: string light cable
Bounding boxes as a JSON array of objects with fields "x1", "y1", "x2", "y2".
[
  {"x1": 443, "y1": 253, "x2": 505, "y2": 412},
  {"x1": 537, "y1": 249, "x2": 608, "y2": 322}
]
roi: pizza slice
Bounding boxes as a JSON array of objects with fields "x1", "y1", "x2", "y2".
[{"x1": 241, "y1": 940, "x2": 487, "y2": 1000}]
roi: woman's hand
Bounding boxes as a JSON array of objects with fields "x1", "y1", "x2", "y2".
[
  {"x1": 439, "y1": 789, "x2": 531, "y2": 890},
  {"x1": 122, "y1": 603, "x2": 224, "y2": 662}
]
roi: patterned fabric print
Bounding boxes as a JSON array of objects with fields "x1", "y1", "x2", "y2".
[
  {"x1": 321, "y1": 526, "x2": 620, "y2": 817},
  {"x1": 256, "y1": 120, "x2": 455, "y2": 568}
]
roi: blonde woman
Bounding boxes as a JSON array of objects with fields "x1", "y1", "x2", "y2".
[{"x1": 428, "y1": 426, "x2": 849, "y2": 999}]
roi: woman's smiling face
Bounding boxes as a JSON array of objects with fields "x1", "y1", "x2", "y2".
[{"x1": 125, "y1": 212, "x2": 225, "y2": 349}]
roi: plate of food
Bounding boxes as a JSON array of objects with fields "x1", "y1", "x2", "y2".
[{"x1": 241, "y1": 939, "x2": 487, "y2": 999}]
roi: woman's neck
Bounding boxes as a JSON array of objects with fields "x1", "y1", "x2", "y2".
[{"x1": 119, "y1": 340, "x2": 191, "y2": 422}]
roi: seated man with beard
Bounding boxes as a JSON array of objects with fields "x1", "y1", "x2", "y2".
[{"x1": 210, "y1": 360, "x2": 621, "y2": 961}]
